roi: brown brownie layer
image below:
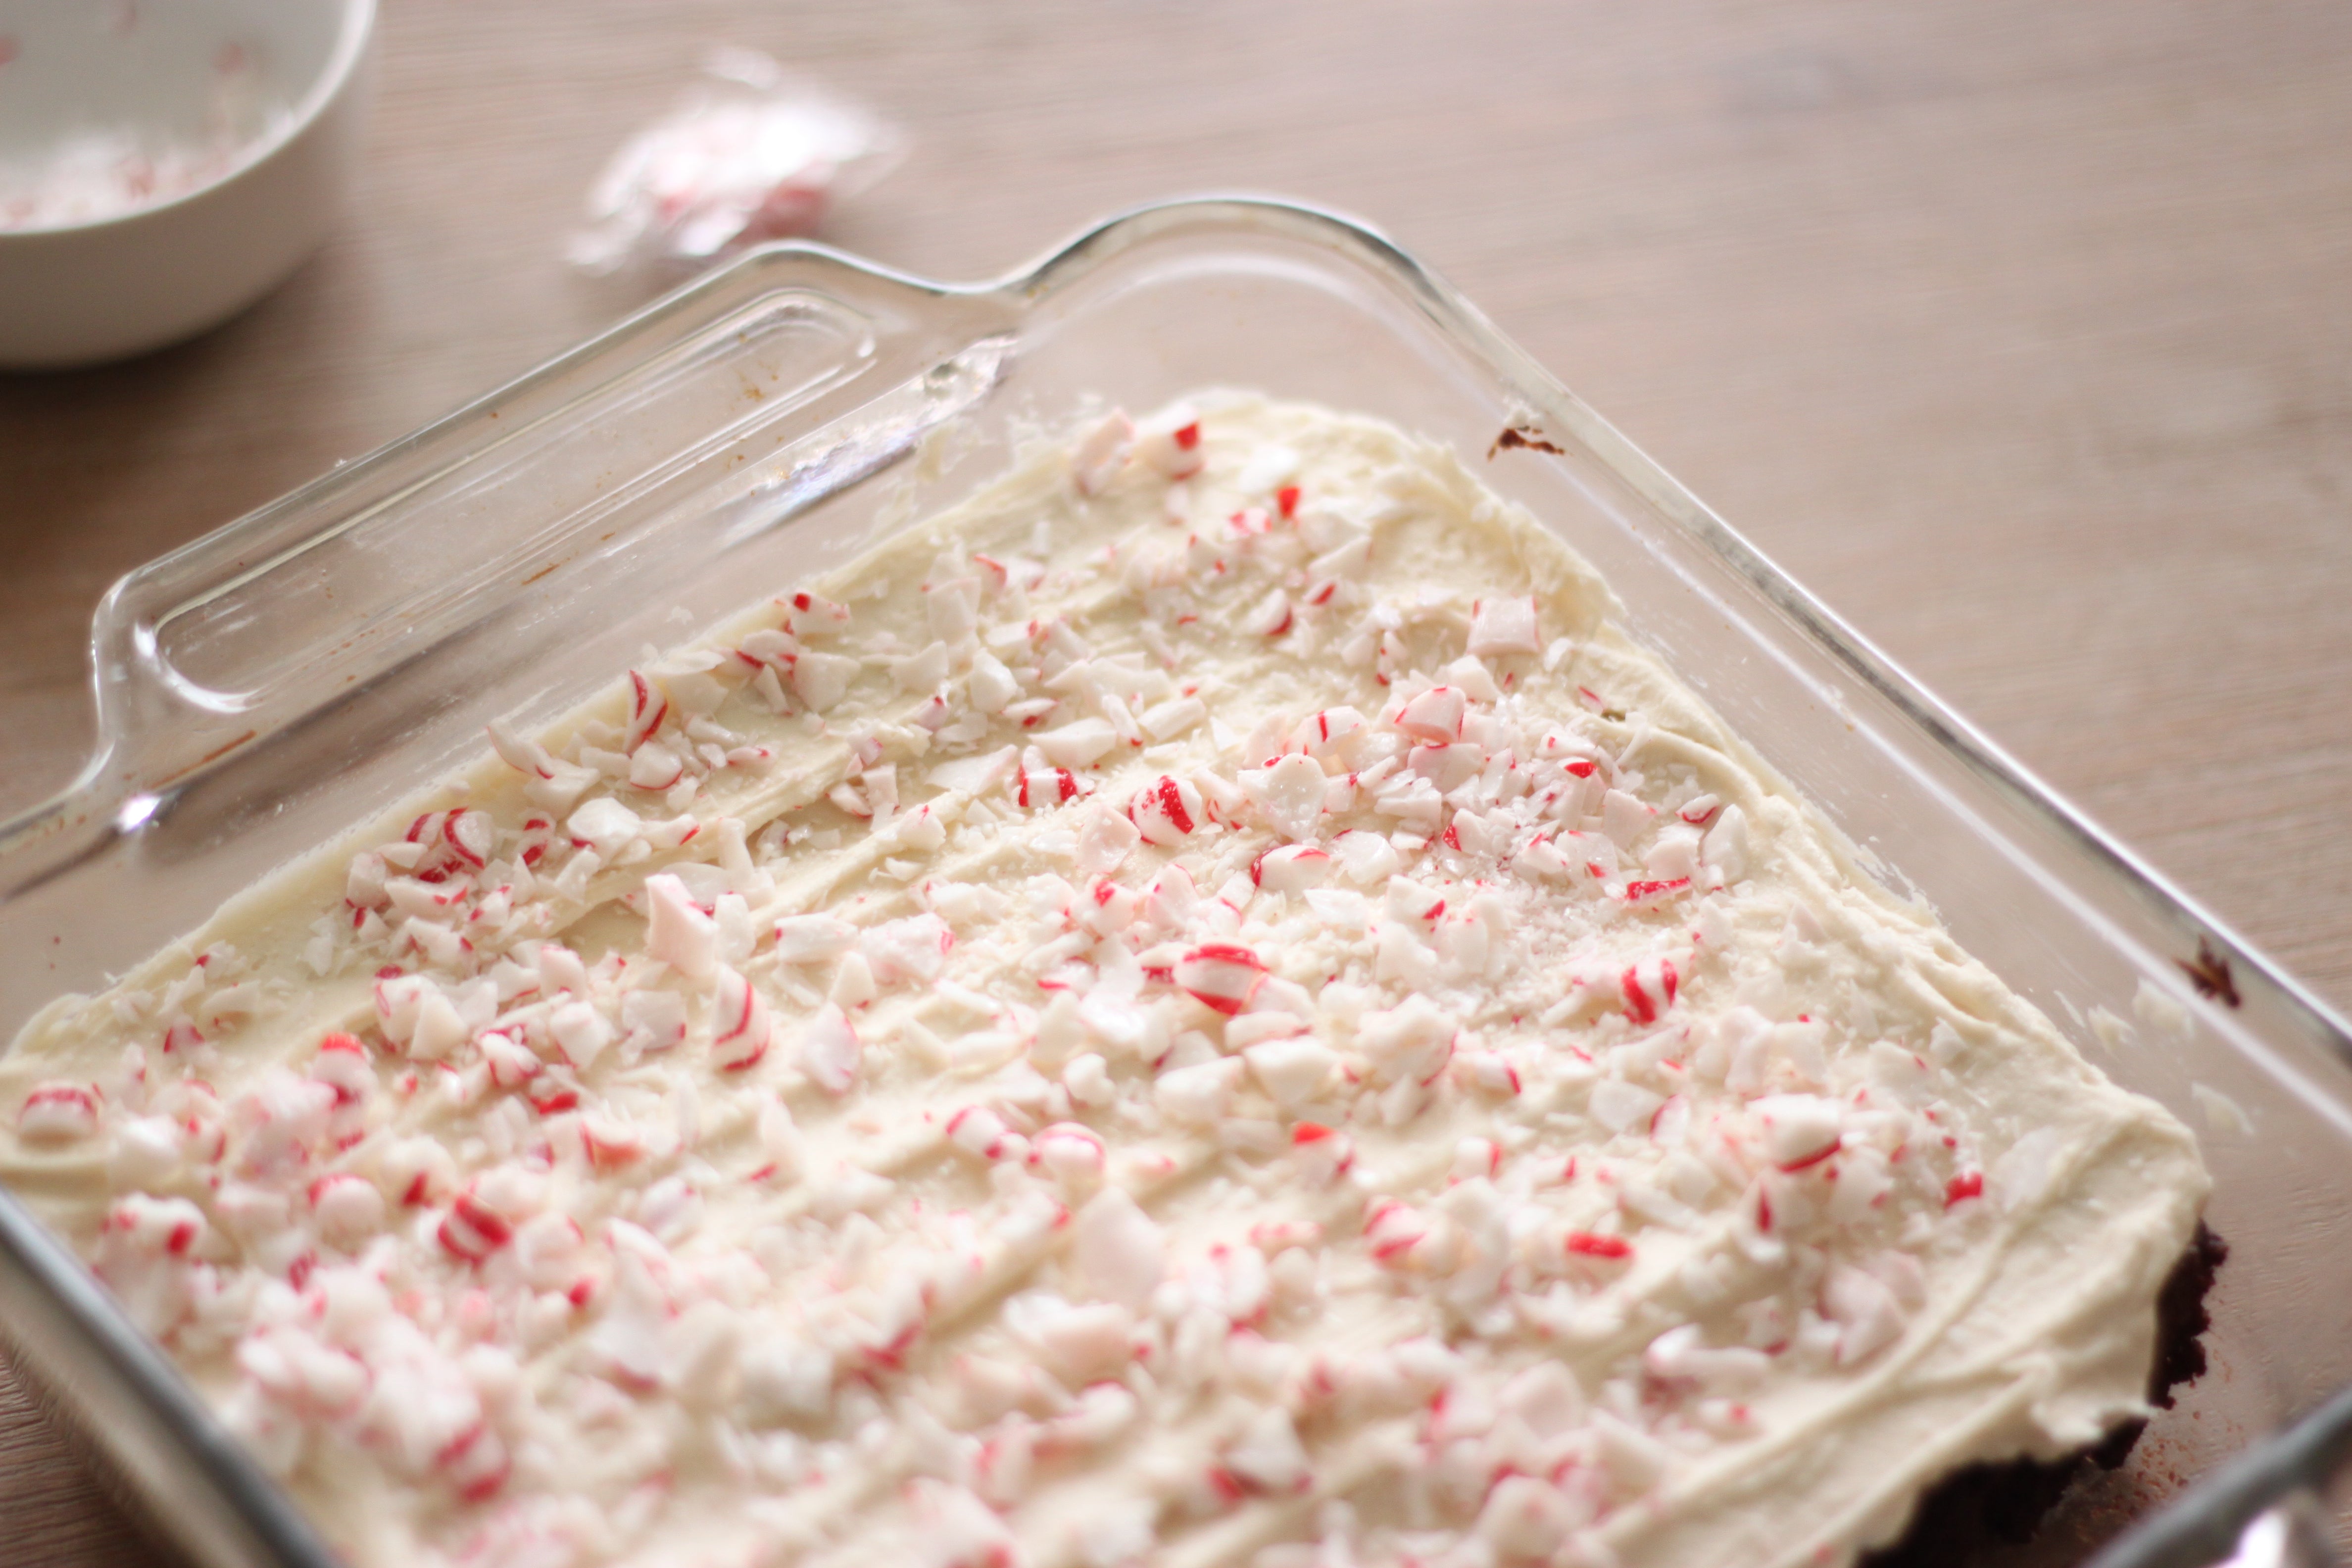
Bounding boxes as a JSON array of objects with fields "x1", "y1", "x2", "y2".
[{"x1": 1860, "y1": 1224, "x2": 2227, "y2": 1568}]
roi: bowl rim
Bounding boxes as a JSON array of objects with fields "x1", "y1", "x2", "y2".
[{"x1": 0, "y1": 0, "x2": 376, "y2": 240}]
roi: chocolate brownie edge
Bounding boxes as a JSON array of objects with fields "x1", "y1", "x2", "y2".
[{"x1": 1858, "y1": 1222, "x2": 2226, "y2": 1568}]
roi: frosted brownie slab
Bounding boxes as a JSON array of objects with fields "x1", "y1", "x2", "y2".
[{"x1": 0, "y1": 396, "x2": 2208, "y2": 1568}]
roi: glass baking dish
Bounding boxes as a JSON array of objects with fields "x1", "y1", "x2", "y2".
[{"x1": 2, "y1": 197, "x2": 2349, "y2": 1568}]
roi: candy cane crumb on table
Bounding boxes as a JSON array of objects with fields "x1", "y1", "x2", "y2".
[{"x1": 0, "y1": 395, "x2": 2207, "y2": 1568}]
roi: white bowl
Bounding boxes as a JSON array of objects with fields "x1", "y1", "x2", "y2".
[{"x1": 0, "y1": 0, "x2": 374, "y2": 370}]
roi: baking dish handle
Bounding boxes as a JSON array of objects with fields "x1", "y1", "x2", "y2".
[{"x1": 4, "y1": 242, "x2": 1020, "y2": 894}]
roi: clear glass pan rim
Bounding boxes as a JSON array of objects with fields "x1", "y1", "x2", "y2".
[{"x1": 2, "y1": 193, "x2": 2347, "y2": 1568}]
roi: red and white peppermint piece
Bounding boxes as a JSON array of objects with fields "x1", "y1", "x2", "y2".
[
  {"x1": 1172, "y1": 943, "x2": 1265, "y2": 1016},
  {"x1": 1027, "y1": 1122, "x2": 1106, "y2": 1187},
  {"x1": 622, "y1": 670, "x2": 669, "y2": 753},
  {"x1": 1245, "y1": 587, "x2": 1294, "y2": 638},
  {"x1": 1623, "y1": 877, "x2": 1692, "y2": 909},
  {"x1": 1753, "y1": 1093, "x2": 1844, "y2": 1171},
  {"x1": 1134, "y1": 403, "x2": 1205, "y2": 480},
  {"x1": 1678, "y1": 792, "x2": 1723, "y2": 826},
  {"x1": 436, "y1": 1188, "x2": 514, "y2": 1264},
  {"x1": 1130, "y1": 775, "x2": 1202, "y2": 846},
  {"x1": 486, "y1": 719, "x2": 558, "y2": 780},
  {"x1": 628, "y1": 741, "x2": 687, "y2": 792},
  {"x1": 1251, "y1": 843, "x2": 1333, "y2": 894},
  {"x1": 17, "y1": 1082, "x2": 98, "y2": 1142},
  {"x1": 786, "y1": 591, "x2": 853, "y2": 637},
  {"x1": 582, "y1": 1114, "x2": 642, "y2": 1172},
  {"x1": 1395, "y1": 685, "x2": 1468, "y2": 742},
  {"x1": 711, "y1": 965, "x2": 771, "y2": 1072},
  {"x1": 1564, "y1": 1229, "x2": 1633, "y2": 1262},
  {"x1": 1620, "y1": 955, "x2": 1679, "y2": 1024},
  {"x1": 437, "y1": 1420, "x2": 511, "y2": 1503},
  {"x1": 1014, "y1": 767, "x2": 1083, "y2": 810},
  {"x1": 945, "y1": 1105, "x2": 1011, "y2": 1161},
  {"x1": 644, "y1": 873, "x2": 718, "y2": 984},
  {"x1": 477, "y1": 1030, "x2": 539, "y2": 1091},
  {"x1": 309, "y1": 1033, "x2": 374, "y2": 1105},
  {"x1": 441, "y1": 809, "x2": 494, "y2": 870},
  {"x1": 1290, "y1": 1121, "x2": 1356, "y2": 1183}
]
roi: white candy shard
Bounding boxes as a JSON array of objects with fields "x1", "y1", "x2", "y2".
[
  {"x1": 1824, "y1": 1263, "x2": 1907, "y2": 1365},
  {"x1": 1222, "y1": 1405, "x2": 1310, "y2": 1492},
  {"x1": 1331, "y1": 829, "x2": 1402, "y2": 885},
  {"x1": 566, "y1": 797, "x2": 643, "y2": 858},
  {"x1": 1244, "y1": 1036, "x2": 1337, "y2": 1108},
  {"x1": 1035, "y1": 717, "x2": 1118, "y2": 768},
  {"x1": 792, "y1": 651, "x2": 860, "y2": 712},
  {"x1": 799, "y1": 1005, "x2": 860, "y2": 1094},
  {"x1": 1703, "y1": 803, "x2": 1751, "y2": 884},
  {"x1": 1644, "y1": 1323, "x2": 1770, "y2": 1390},
  {"x1": 1478, "y1": 1475, "x2": 1581, "y2": 1558},
  {"x1": 1071, "y1": 409, "x2": 1135, "y2": 495},
  {"x1": 1355, "y1": 997, "x2": 1456, "y2": 1085},
  {"x1": 1467, "y1": 594, "x2": 1542, "y2": 657},
  {"x1": 1601, "y1": 788, "x2": 1653, "y2": 847},
  {"x1": 1589, "y1": 1078, "x2": 1665, "y2": 1135},
  {"x1": 1139, "y1": 696, "x2": 1206, "y2": 741},
  {"x1": 1246, "y1": 753, "x2": 1327, "y2": 842},
  {"x1": 1155, "y1": 1058, "x2": 1241, "y2": 1126},
  {"x1": 1071, "y1": 1189, "x2": 1165, "y2": 1309},
  {"x1": 773, "y1": 914, "x2": 856, "y2": 965},
  {"x1": 1012, "y1": 1294, "x2": 1135, "y2": 1385},
  {"x1": 861, "y1": 915, "x2": 952, "y2": 985}
]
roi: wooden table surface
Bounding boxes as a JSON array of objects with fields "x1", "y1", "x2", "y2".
[{"x1": 4, "y1": 0, "x2": 2350, "y2": 1561}]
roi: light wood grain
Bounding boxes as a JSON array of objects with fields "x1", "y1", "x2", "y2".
[{"x1": 3, "y1": 0, "x2": 2350, "y2": 1560}]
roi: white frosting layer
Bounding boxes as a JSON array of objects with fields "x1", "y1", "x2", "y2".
[{"x1": 1, "y1": 397, "x2": 2207, "y2": 1568}]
